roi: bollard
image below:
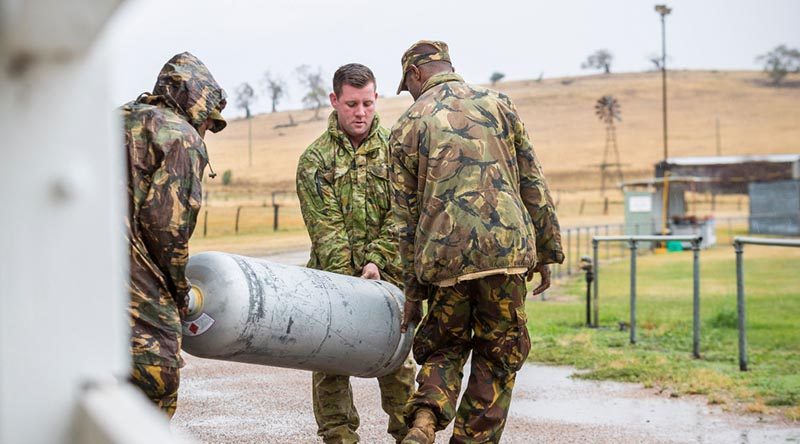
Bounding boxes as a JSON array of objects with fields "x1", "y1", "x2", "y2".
[
  {"x1": 592, "y1": 240, "x2": 599, "y2": 327},
  {"x1": 734, "y1": 240, "x2": 748, "y2": 371},
  {"x1": 580, "y1": 256, "x2": 594, "y2": 327},
  {"x1": 629, "y1": 239, "x2": 638, "y2": 345},
  {"x1": 692, "y1": 239, "x2": 701, "y2": 358}
]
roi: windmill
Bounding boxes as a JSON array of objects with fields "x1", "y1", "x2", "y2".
[{"x1": 594, "y1": 95, "x2": 624, "y2": 194}]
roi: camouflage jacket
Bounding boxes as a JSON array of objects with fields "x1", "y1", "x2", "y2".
[
  {"x1": 123, "y1": 53, "x2": 226, "y2": 367},
  {"x1": 296, "y1": 111, "x2": 401, "y2": 285},
  {"x1": 390, "y1": 72, "x2": 564, "y2": 301}
]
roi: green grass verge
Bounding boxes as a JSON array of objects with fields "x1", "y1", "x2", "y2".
[{"x1": 526, "y1": 239, "x2": 800, "y2": 419}]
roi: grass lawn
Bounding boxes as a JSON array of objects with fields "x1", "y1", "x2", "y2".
[{"x1": 526, "y1": 236, "x2": 800, "y2": 420}]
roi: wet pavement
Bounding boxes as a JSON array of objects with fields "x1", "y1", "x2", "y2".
[{"x1": 171, "y1": 250, "x2": 800, "y2": 443}]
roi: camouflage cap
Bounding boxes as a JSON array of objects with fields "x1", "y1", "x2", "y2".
[{"x1": 396, "y1": 40, "x2": 451, "y2": 94}]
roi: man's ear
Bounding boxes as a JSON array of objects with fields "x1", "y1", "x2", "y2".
[{"x1": 329, "y1": 92, "x2": 338, "y2": 108}]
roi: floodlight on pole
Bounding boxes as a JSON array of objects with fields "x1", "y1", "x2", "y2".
[{"x1": 655, "y1": 4, "x2": 671, "y2": 236}]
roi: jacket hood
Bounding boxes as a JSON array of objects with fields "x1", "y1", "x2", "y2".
[{"x1": 141, "y1": 52, "x2": 227, "y2": 132}]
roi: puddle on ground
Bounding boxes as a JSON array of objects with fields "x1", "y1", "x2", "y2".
[{"x1": 511, "y1": 365, "x2": 800, "y2": 444}]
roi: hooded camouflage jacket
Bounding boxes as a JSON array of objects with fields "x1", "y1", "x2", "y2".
[
  {"x1": 296, "y1": 111, "x2": 401, "y2": 285},
  {"x1": 390, "y1": 72, "x2": 564, "y2": 301},
  {"x1": 122, "y1": 52, "x2": 226, "y2": 367}
]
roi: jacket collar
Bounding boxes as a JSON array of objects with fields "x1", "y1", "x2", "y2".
[
  {"x1": 327, "y1": 111, "x2": 382, "y2": 153},
  {"x1": 420, "y1": 72, "x2": 464, "y2": 97}
]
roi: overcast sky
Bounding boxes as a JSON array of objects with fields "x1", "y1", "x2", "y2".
[{"x1": 105, "y1": 0, "x2": 800, "y2": 116}]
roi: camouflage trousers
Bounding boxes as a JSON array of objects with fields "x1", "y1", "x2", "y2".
[
  {"x1": 130, "y1": 363, "x2": 180, "y2": 418},
  {"x1": 405, "y1": 274, "x2": 530, "y2": 444},
  {"x1": 312, "y1": 355, "x2": 416, "y2": 444}
]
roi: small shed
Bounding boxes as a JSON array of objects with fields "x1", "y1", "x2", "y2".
[{"x1": 749, "y1": 180, "x2": 800, "y2": 236}]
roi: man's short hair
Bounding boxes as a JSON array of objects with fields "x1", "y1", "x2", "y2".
[{"x1": 333, "y1": 63, "x2": 376, "y2": 97}]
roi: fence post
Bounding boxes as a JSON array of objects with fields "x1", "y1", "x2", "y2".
[
  {"x1": 604, "y1": 224, "x2": 609, "y2": 260},
  {"x1": 592, "y1": 239, "x2": 599, "y2": 328},
  {"x1": 235, "y1": 206, "x2": 242, "y2": 235},
  {"x1": 603, "y1": 196, "x2": 609, "y2": 215},
  {"x1": 734, "y1": 240, "x2": 748, "y2": 371},
  {"x1": 629, "y1": 239, "x2": 638, "y2": 345},
  {"x1": 273, "y1": 205, "x2": 280, "y2": 231},
  {"x1": 577, "y1": 228, "x2": 581, "y2": 263},
  {"x1": 692, "y1": 239, "x2": 701, "y2": 359},
  {"x1": 567, "y1": 229, "x2": 572, "y2": 275}
]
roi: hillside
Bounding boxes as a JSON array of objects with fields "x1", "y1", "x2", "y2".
[{"x1": 204, "y1": 70, "x2": 800, "y2": 195}]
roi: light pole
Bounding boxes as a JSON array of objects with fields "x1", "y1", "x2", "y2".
[{"x1": 655, "y1": 4, "x2": 672, "y2": 236}]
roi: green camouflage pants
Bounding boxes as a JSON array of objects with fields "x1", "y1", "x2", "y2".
[
  {"x1": 130, "y1": 363, "x2": 180, "y2": 418},
  {"x1": 313, "y1": 355, "x2": 416, "y2": 444},
  {"x1": 405, "y1": 274, "x2": 530, "y2": 444}
]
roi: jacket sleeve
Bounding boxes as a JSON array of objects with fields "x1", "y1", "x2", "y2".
[
  {"x1": 389, "y1": 118, "x2": 429, "y2": 301},
  {"x1": 513, "y1": 107, "x2": 565, "y2": 265},
  {"x1": 296, "y1": 151, "x2": 355, "y2": 276},
  {"x1": 364, "y1": 205, "x2": 402, "y2": 286},
  {"x1": 138, "y1": 136, "x2": 206, "y2": 309}
]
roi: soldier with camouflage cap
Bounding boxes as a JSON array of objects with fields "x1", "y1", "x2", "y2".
[
  {"x1": 390, "y1": 40, "x2": 564, "y2": 443},
  {"x1": 121, "y1": 52, "x2": 226, "y2": 417},
  {"x1": 296, "y1": 63, "x2": 416, "y2": 444}
]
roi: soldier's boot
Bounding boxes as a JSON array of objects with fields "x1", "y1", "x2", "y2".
[{"x1": 401, "y1": 408, "x2": 436, "y2": 444}]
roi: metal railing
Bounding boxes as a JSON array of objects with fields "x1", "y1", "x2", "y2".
[
  {"x1": 732, "y1": 236, "x2": 800, "y2": 371},
  {"x1": 591, "y1": 235, "x2": 703, "y2": 358}
]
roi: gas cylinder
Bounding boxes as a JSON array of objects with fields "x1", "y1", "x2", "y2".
[{"x1": 181, "y1": 251, "x2": 413, "y2": 378}]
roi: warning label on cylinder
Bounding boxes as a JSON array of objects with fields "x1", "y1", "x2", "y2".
[{"x1": 183, "y1": 313, "x2": 215, "y2": 336}]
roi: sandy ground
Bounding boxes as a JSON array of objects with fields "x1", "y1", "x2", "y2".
[{"x1": 171, "y1": 250, "x2": 800, "y2": 443}]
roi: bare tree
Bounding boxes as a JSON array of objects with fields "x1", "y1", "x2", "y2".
[
  {"x1": 235, "y1": 82, "x2": 257, "y2": 166},
  {"x1": 756, "y1": 45, "x2": 800, "y2": 85},
  {"x1": 581, "y1": 49, "x2": 613, "y2": 74},
  {"x1": 295, "y1": 65, "x2": 327, "y2": 120},
  {"x1": 261, "y1": 71, "x2": 287, "y2": 113},
  {"x1": 489, "y1": 71, "x2": 505, "y2": 86},
  {"x1": 235, "y1": 82, "x2": 256, "y2": 118}
]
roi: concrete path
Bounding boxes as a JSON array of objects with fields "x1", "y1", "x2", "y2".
[{"x1": 172, "y1": 250, "x2": 800, "y2": 443}]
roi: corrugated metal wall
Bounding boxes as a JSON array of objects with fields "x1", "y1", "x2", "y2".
[{"x1": 749, "y1": 180, "x2": 800, "y2": 235}]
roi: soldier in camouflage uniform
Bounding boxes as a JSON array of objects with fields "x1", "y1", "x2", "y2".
[
  {"x1": 296, "y1": 63, "x2": 416, "y2": 444},
  {"x1": 389, "y1": 41, "x2": 565, "y2": 444},
  {"x1": 122, "y1": 52, "x2": 227, "y2": 418}
]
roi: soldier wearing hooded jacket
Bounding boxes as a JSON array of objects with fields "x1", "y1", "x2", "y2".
[
  {"x1": 122, "y1": 52, "x2": 227, "y2": 417},
  {"x1": 390, "y1": 41, "x2": 564, "y2": 444},
  {"x1": 296, "y1": 63, "x2": 416, "y2": 444}
]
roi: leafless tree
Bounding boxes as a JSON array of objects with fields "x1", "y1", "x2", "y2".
[
  {"x1": 235, "y1": 82, "x2": 256, "y2": 118},
  {"x1": 295, "y1": 65, "x2": 327, "y2": 120},
  {"x1": 235, "y1": 82, "x2": 257, "y2": 166},
  {"x1": 261, "y1": 71, "x2": 287, "y2": 113},
  {"x1": 581, "y1": 49, "x2": 613, "y2": 74}
]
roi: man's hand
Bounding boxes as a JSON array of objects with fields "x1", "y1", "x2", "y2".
[
  {"x1": 400, "y1": 299, "x2": 422, "y2": 333},
  {"x1": 528, "y1": 263, "x2": 551, "y2": 295},
  {"x1": 361, "y1": 262, "x2": 381, "y2": 280}
]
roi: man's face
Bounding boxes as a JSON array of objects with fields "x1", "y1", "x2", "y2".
[
  {"x1": 330, "y1": 82, "x2": 377, "y2": 143},
  {"x1": 404, "y1": 66, "x2": 424, "y2": 101}
]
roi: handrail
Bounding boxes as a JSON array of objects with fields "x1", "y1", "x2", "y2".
[
  {"x1": 591, "y1": 234, "x2": 703, "y2": 358},
  {"x1": 732, "y1": 236, "x2": 800, "y2": 371}
]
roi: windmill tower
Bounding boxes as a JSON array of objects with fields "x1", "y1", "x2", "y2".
[{"x1": 595, "y1": 95, "x2": 624, "y2": 194}]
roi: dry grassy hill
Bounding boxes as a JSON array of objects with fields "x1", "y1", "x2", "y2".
[{"x1": 204, "y1": 70, "x2": 800, "y2": 197}]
